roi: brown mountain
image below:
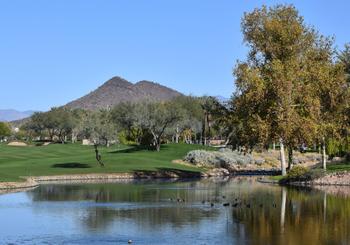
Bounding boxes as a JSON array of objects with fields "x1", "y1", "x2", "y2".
[{"x1": 65, "y1": 76, "x2": 183, "y2": 110}]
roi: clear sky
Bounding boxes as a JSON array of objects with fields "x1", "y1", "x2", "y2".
[{"x1": 0, "y1": 0, "x2": 349, "y2": 111}]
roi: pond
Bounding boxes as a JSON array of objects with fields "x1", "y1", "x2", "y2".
[{"x1": 0, "y1": 177, "x2": 349, "y2": 245}]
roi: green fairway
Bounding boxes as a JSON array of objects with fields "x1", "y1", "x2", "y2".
[
  {"x1": 0, "y1": 143, "x2": 209, "y2": 182},
  {"x1": 326, "y1": 164, "x2": 350, "y2": 172}
]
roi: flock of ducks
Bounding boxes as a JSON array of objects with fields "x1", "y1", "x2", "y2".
[
  {"x1": 127, "y1": 196, "x2": 278, "y2": 243},
  {"x1": 168, "y1": 195, "x2": 278, "y2": 208}
]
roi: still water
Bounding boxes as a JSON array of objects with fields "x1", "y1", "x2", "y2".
[{"x1": 0, "y1": 177, "x2": 349, "y2": 245}]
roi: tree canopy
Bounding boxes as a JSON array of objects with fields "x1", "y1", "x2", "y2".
[{"x1": 232, "y1": 4, "x2": 349, "y2": 174}]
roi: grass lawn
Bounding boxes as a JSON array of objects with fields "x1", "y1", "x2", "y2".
[
  {"x1": 326, "y1": 164, "x2": 350, "y2": 172},
  {"x1": 269, "y1": 175, "x2": 284, "y2": 181},
  {"x1": 0, "y1": 143, "x2": 210, "y2": 182}
]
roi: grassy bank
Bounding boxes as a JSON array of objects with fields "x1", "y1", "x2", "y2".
[
  {"x1": 326, "y1": 164, "x2": 350, "y2": 172},
  {"x1": 0, "y1": 143, "x2": 209, "y2": 182},
  {"x1": 270, "y1": 164, "x2": 350, "y2": 183}
]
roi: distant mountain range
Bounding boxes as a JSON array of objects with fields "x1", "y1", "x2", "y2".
[
  {"x1": 65, "y1": 76, "x2": 183, "y2": 110},
  {"x1": 3, "y1": 76, "x2": 229, "y2": 122},
  {"x1": 0, "y1": 110, "x2": 35, "y2": 122}
]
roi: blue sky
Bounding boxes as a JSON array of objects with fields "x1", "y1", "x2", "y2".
[{"x1": 0, "y1": 0, "x2": 349, "y2": 111}]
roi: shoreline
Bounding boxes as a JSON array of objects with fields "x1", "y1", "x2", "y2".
[
  {"x1": 287, "y1": 171, "x2": 350, "y2": 187},
  {"x1": 0, "y1": 169, "x2": 277, "y2": 192},
  {"x1": 0, "y1": 172, "x2": 200, "y2": 192},
  {"x1": 3, "y1": 169, "x2": 350, "y2": 193}
]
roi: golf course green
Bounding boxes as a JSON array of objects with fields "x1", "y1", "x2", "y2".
[{"x1": 0, "y1": 143, "x2": 209, "y2": 182}]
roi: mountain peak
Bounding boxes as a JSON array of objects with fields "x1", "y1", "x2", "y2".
[
  {"x1": 135, "y1": 80, "x2": 156, "y2": 85},
  {"x1": 65, "y1": 76, "x2": 182, "y2": 110},
  {"x1": 103, "y1": 76, "x2": 132, "y2": 87}
]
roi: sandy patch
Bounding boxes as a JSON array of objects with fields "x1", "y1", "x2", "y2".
[{"x1": 7, "y1": 141, "x2": 27, "y2": 146}]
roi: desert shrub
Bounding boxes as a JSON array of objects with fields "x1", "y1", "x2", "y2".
[
  {"x1": 184, "y1": 150, "x2": 216, "y2": 166},
  {"x1": 184, "y1": 150, "x2": 253, "y2": 167}
]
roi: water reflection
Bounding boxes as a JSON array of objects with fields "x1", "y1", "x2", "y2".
[
  {"x1": 1, "y1": 177, "x2": 350, "y2": 244},
  {"x1": 231, "y1": 185, "x2": 350, "y2": 245}
]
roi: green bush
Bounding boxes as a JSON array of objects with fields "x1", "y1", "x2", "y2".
[
  {"x1": 286, "y1": 166, "x2": 308, "y2": 179},
  {"x1": 118, "y1": 131, "x2": 135, "y2": 145},
  {"x1": 280, "y1": 166, "x2": 309, "y2": 183},
  {"x1": 281, "y1": 166, "x2": 326, "y2": 183}
]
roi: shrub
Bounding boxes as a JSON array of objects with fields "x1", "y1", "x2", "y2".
[
  {"x1": 184, "y1": 150, "x2": 253, "y2": 167},
  {"x1": 281, "y1": 166, "x2": 326, "y2": 183},
  {"x1": 118, "y1": 131, "x2": 135, "y2": 145},
  {"x1": 283, "y1": 166, "x2": 309, "y2": 182}
]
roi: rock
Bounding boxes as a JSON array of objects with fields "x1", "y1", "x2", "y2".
[
  {"x1": 254, "y1": 158, "x2": 265, "y2": 165},
  {"x1": 203, "y1": 168, "x2": 230, "y2": 177}
]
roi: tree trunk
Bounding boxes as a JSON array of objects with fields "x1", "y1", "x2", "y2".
[
  {"x1": 272, "y1": 142, "x2": 276, "y2": 151},
  {"x1": 288, "y1": 146, "x2": 293, "y2": 170},
  {"x1": 94, "y1": 144, "x2": 104, "y2": 167},
  {"x1": 280, "y1": 138, "x2": 287, "y2": 176},
  {"x1": 202, "y1": 114, "x2": 206, "y2": 145},
  {"x1": 207, "y1": 113, "x2": 211, "y2": 143},
  {"x1": 322, "y1": 137, "x2": 327, "y2": 170},
  {"x1": 175, "y1": 126, "x2": 179, "y2": 143},
  {"x1": 155, "y1": 138, "x2": 161, "y2": 152}
]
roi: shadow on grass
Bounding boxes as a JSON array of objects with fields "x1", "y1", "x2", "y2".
[
  {"x1": 132, "y1": 167, "x2": 201, "y2": 178},
  {"x1": 109, "y1": 144, "x2": 170, "y2": 154},
  {"x1": 51, "y1": 163, "x2": 92, "y2": 168}
]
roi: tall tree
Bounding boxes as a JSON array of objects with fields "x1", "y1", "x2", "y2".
[
  {"x1": 170, "y1": 96, "x2": 203, "y2": 144},
  {"x1": 315, "y1": 44, "x2": 349, "y2": 169},
  {"x1": 233, "y1": 4, "x2": 334, "y2": 175},
  {"x1": 138, "y1": 101, "x2": 181, "y2": 151},
  {"x1": 338, "y1": 43, "x2": 350, "y2": 84},
  {"x1": 0, "y1": 122, "x2": 11, "y2": 140}
]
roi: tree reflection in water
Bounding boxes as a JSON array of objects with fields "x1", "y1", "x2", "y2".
[
  {"x1": 25, "y1": 177, "x2": 350, "y2": 245},
  {"x1": 231, "y1": 186, "x2": 350, "y2": 245}
]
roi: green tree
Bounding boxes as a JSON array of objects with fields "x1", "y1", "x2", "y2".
[
  {"x1": 170, "y1": 96, "x2": 203, "y2": 144},
  {"x1": 138, "y1": 101, "x2": 181, "y2": 151},
  {"x1": 315, "y1": 46, "x2": 349, "y2": 169},
  {"x1": 338, "y1": 43, "x2": 350, "y2": 84},
  {"x1": 23, "y1": 112, "x2": 47, "y2": 140},
  {"x1": 0, "y1": 122, "x2": 11, "y2": 140},
  {"x1": 111, "y1": 102, "x2": 143, "y2": 144},
  {"x1": 233, "y1": 4, "x2": 335, "y2": 175}
]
